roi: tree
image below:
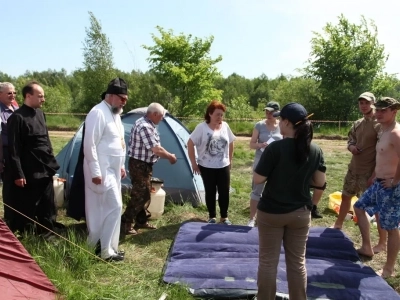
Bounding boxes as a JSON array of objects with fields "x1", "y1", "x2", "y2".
[
  {"x1": 273, "y1": 77, "x2": 322, "y2": 118},
  {"x1": 143, "y1": 26, "x2": 222, "y2": 116},
  {"x1": 80, "y1": 11, "x2": 116, "y2": 113},
  {"x1": 224, "y1": 95, "x2": 254, "y2": 120},
  {"x1": 214, "y1": 73, "x2": 253, "y2": 106},
  {"x1": 304, "y1": 15, "x2": 387, "y2": 120},
  {"x1": 249, "y1": 74, "x2": 271, "y2": 108}
]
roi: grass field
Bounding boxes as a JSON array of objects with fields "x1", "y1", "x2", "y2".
[{"x1": 1, "y1": 134, "x2": 399, "y2": 299}]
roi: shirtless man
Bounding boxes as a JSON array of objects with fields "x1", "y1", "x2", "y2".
[{"x1": 354, "y1": 97, "x2": 400, "y2": 278}]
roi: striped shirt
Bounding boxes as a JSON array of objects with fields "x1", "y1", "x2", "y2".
[
  {"x1": 128, "y1": 116, "x2": 160, "y2": 163},
  {"x1": 0, "y1": 102, "x2": 19, "y2": 147}
]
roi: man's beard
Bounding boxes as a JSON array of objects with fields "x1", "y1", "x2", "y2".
[{"x1": 112, "y1": 106, "x2": 123, "y2": 114}]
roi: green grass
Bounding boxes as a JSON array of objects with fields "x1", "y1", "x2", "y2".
[
  {"x1": 46, "y1": 114, "x2": 84, "y2": 131},
  {"x1": 2, "y1": 136, "x2": 400, "y2": 298}
]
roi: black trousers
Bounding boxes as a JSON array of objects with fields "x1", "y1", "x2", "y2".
[
  {"x1": 2, "y1": 147, "x2": 13, "y2": 222},
  {"x1": 198, "y1": 165, "x2": 230, "y2": 219},
  {"x1": 10, "y1": 176, "x2": 57, "y2": 234}
]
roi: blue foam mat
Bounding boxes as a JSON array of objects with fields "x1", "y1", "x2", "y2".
[{"x1": 163, "y1": 222, "x2": 400, "y2": 299}]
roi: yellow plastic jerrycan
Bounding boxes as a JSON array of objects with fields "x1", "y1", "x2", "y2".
[{"x1": 328, "y1": 191, "x2": 358, "y2": 215}]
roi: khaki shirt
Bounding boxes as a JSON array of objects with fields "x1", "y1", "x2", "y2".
[{"x1": 347, "y1": 116, "x2": 380, "y2": 174}]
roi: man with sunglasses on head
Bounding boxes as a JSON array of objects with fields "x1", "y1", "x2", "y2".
[
  {"x1": 80, "y1": 78, "x2": 128, "y2": 262},
  {"x1": 354, "y1": 97, "x2": 400, "y2": 279},
  {"x1": 0, "y1": 82, "x2": 19, "y2": 224}
]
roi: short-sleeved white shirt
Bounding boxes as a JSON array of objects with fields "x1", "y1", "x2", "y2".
[{"x1": 189, "y1": 121, "x2": 236, "y2": 168}]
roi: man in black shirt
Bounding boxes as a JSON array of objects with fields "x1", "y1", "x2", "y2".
[{"x1": 7, "y1": 81, "x2": 60, "y2": 234}]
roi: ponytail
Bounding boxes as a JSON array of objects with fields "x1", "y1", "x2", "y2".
[{"x1": 294, "y1": 120, "x2": 313, "y2": 163}]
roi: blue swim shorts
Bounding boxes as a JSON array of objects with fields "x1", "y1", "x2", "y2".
[{"x1": 354, "y1": 179, "x2": 400, "y2": 230}]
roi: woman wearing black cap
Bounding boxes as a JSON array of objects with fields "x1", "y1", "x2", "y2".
[{"x1": 253, "y1": 102, "x2": 326, "y2": 300}]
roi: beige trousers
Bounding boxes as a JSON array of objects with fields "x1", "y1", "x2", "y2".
[{"x1": 257, "y1": 208, "x2": 311, "y2": 300}]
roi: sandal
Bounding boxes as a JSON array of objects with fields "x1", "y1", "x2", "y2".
[
  {"x1": 134, "y1": 222, "x2": 157, "y2": 230},
  {"x1": 220, "y1": 218, "x2": 232, "y2": 225},
  {"x1": 122, "y1": 222, "x2": 138, "y2": 235}
]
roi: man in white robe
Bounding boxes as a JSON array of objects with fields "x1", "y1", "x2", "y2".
[{"x1": 83, "y1": 78, "x2": 128, "y2": 262}]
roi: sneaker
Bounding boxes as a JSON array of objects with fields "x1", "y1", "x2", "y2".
[
  {"x1": 311, "y1": 205, "x2": 323, "y2": 219},
  {"x1": 247, "y1": 219, "x2": 255, "y2": 227},
  {"x1": 221, "y1": 219, "x2": 232, "y2": 225},
  {"x1": 208, "y1": 218, "x2": 217, "y2": 224}
]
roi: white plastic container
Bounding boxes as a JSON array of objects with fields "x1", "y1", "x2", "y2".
[
  {"x1": 148, "y1": 178, "x2": 166, "y2": 219},
  {"x1": 53, "y1": 174, "x2": 65, "y2": 208}
]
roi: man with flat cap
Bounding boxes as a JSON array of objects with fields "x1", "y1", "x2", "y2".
[{"x1": 83, "y1": 78, "x2": 128, "y2": 262}]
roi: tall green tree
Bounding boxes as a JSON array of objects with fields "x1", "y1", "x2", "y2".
[
  {"x1": 304, "y1": 15, "x2": 387, "y2": 120},
  {"x1": 80, "y1": 11, "x2": 116, "y2": 113},
  {"x1": 273, "y1": 77, "x2": 322, "y2": 118},
  {"x1": 249, "y1": 74, "x2": 271, "y2": 109},
  {"x1": 143, "y1": 26, "x2": 222, "y2": 116},
  {"x1": 214, "y1": 73, "x2": 253, "y2": 106}
]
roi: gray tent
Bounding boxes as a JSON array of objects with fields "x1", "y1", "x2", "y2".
[{"x1": 56, "y1": 108, "x2": 205, "y2": 206}]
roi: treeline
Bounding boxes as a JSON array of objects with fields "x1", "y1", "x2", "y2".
[{"x1": 2, "y1": 13, "x2": 400, "y2": 121}]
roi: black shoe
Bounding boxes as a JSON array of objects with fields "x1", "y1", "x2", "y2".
[
  {"x1": 95, "y1": 241, "x2": 101, "y2": 256},
  {"x1": 104, "y1": 254, "x2": 124, "y2": 262},
  {"x1": 95, "y1": 241, "x2": 124, "y2": 257},
  {"x1": 311, "y1": 205, "x2": 323, "y2": 219}
]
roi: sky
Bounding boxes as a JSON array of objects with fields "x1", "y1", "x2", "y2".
[{"x1": 2, "y1": 0, "x2": 400, "y2": 79}]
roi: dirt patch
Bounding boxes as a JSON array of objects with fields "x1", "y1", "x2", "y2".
[{"x1": 49, "y1": 131, "x2": 75, "y2": 138}]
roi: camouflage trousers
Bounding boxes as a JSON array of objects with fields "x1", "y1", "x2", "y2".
[{"x1": 121, "y1": 157, "x2": 153, "y2": 225}]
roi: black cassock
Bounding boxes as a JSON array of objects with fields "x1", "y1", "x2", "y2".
[{"x1": 7, "y1": 104, "x2": 60, "y2": 233}]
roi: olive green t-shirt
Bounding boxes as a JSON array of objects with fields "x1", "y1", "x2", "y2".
[{"x1": 255, "y1": 138, "x2": 326, "y2": 214}]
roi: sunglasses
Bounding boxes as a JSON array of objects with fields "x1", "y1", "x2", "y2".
[
  {"x1": 115, "y1": 94, "x2": 128, "y2": 102},
  {"x1": 7, "y1": 92, "x2": 16, "y2": 95}
]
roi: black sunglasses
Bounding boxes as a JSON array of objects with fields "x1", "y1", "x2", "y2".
[
  {"x1": 7, "y1": 92, "x2": 16, "y2": 95},
  {"x1": 115, "y1": 94, "x2": 127, "y2": 102}
]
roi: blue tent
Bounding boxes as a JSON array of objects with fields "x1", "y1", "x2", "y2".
[{"x1": 56, "y1": 108, "x2": 205, "y2": 206}]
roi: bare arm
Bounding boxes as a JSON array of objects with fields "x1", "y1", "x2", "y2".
[
  {"x1": 187, "y1": 138, "x2": 200, "y2": 174},
  {"x1": 151, "y1": 145, "x2": 177, "y2": 164},
  {"x1": 229, "y1": 142, "x2": 234, "y2": 166},
  {"x1": 389, "y1": 130, "x2": 400, "y2": 187},
  {"x1": 250, "y1": 128, "x2": 266, "y2": 150}
]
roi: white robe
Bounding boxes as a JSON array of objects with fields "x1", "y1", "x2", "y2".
[{"x1": 83, "y1": 101, "x2": 126, "y2": 259}]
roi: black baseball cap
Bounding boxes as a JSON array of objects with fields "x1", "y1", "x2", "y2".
[{"x1": 273, "y1": 102, "x2": 311, "y2": 125}]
